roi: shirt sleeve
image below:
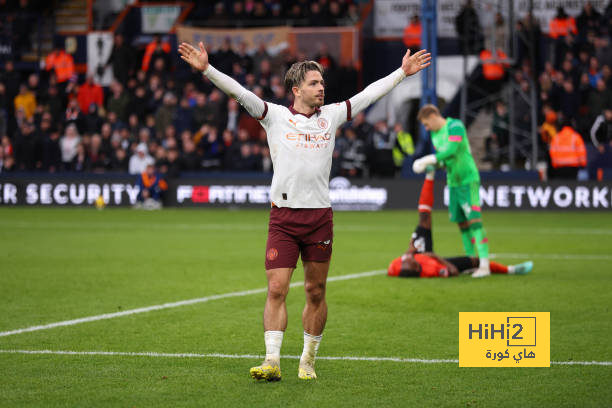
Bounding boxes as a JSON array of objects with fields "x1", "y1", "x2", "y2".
[
  {"x1": 435, "y1": 121, "x2": 466, "y2": 162},
  {"x1": 348, "y1": 68, "x2": 406, "y2": 119},
  {"x1": 203, "y1": 65, "x2": 267, "y2": 120}
]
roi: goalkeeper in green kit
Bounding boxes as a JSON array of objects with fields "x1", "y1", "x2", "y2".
[{"x1": 413, "y1": 104, "x2": 491, "y2": 278}]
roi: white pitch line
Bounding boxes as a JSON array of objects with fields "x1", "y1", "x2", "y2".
[
  {"x1": 0, "y1": 349, "x2": 610, "y2": 367},
  {"x1": 491, "y1": 253, "x2": 612, "y2": 261},
  {"x1": 3, "y1": 220, "x2": 612, "y2": 235},
  {"x1": 0, "y1": 270, "x2": 386, "y2": 338}
]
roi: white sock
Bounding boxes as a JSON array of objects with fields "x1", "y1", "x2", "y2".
[
  {"x1": 508, "y1": 265, "x2": 516, "y2": 274},
  {"x1": 479, "y1": 258, "x2": 490, "y2": 270},
  {"x1": 300, "y1": 332, "x2": 322, "y2": 365},
  {"x1": 425, "y1": 171, "x2": 435, "y2": 180},
  {"x1": 264, "y1": 330, "x2": 284, "y2": 362}
]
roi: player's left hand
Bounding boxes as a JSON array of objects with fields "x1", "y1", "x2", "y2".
[{"x1": 401, "y1": 49, "x2": 432, "y2": 76}]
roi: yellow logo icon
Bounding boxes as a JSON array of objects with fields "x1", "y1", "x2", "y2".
[{"x1": 459, "y1": 312, "x2": 550, "y2": 367}]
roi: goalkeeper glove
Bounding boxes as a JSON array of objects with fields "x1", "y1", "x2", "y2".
[{"x1": 412, "y1": 154, "x2": 437, "y2": 174}]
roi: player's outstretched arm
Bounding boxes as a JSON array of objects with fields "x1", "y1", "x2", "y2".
[
  {"x1": 178, "y1": 41, "x2": 266, "y2": 119},
  {"x1": 348, "y1": 49, "x2": 431, "y2": 117}
]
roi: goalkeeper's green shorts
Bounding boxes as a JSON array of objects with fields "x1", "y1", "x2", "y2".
[{"x1": 448, "y1": 182, "x2": 482, "y2": 223}]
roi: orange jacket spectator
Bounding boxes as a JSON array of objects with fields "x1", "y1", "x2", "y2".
[
  {"x1": 548, "y1": 16, "x2": 577, "y2": 39},
  {"x1": 77, "y1": 77, "x2": 104, "y2": 113},
  {"x1": 480, "y1": 49, "x2": 509, "y2": 81},
  {"x1": 142, "y1": 37, "x2": 171, "y2": 72},
  {"x1": 549, "y1": 126, "x2": 587, "y2": 168},
  {"x1": 403, "y1": 17, "x2": 422, "y2": 49},
  {"x1": 45, "y1": 49, "x2": 75, "y2": 83}
]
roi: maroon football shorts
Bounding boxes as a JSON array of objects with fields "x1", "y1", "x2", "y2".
[{"x1": 265, "y1": 206, "x2": 333, "y2": 270}]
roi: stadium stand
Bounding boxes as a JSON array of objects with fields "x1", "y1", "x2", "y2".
[{"x1": 0, "y1": 1, "x2": 611, "y2": 181}]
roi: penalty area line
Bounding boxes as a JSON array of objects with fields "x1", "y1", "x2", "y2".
[
  {"x1": 0, "y1": 349, "x2": 610, "y2": 367},
  {"x1": 0, "y1": 270, "x2": 386, "y2": 338}
]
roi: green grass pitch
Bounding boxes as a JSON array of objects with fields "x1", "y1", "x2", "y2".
[{"x1": 1, "y1": 208, "x2": 611, "y2": 407}]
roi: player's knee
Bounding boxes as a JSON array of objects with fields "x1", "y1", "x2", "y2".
[
  {"x1": 304, "y1": 281, "x2": 326, "y2": 304},
  {"x1": 267, "y1": 279, "x2": 289, "y2": 301}
]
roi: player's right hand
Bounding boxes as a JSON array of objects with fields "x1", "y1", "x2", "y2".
[
  {"x1": 178, "y1": 41, "x2": 209, "y2": 72},
  {"x1": 412, "y1": 154, "x2": 437, "y2": 174}
]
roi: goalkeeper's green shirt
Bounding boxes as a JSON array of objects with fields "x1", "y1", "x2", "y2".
[{"x1": 431, "y1": 117, "x2": 480, "y2": 187}]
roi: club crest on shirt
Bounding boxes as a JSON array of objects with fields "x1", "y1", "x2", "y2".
[{"x1": 317, "y1": 117, "x2": 329, "y2": 129}]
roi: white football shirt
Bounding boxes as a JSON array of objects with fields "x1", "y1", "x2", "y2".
[{"x1": 259, "y1": 101, "x2": 350, "y2": 208}]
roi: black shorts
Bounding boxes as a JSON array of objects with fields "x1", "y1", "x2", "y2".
[{"x1": 411, "y1": 226, "x2": 433, "y2": 254}]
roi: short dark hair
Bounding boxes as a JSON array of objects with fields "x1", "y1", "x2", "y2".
[{"x1": 284, "y1": 61, "x2": 324, "y2": 92}]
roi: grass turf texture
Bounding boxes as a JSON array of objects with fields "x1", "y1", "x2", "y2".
[{"x1": 0, "y1": 208, "x2": 611, "y2": 407}]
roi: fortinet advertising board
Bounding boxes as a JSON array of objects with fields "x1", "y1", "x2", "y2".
[
  {"x1": 1, "y1": 176, "x2": 611, "y2": 210},
  {"x1": 173, "y1": 177, "x2": 388, "y2": 210}
]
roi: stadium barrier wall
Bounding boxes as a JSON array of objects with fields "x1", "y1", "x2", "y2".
[{"x1": 1, "y1": 175, "x2": 611, "y2": 211}]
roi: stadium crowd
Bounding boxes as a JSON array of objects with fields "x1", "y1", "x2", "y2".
[
  {"x1": 1, "y1": 1, "x2": 611, "y2": 180},
  {"x1": 476, "y1": 2, "x2": 612, "y2": 178}
]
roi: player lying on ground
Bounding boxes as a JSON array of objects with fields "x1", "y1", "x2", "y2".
[
  {"x1": 179, "y1": 41, "x2": 430, "y2": 381},
  {"x1": 387, "y1": 172, "x2": 532, "y2": 278}
]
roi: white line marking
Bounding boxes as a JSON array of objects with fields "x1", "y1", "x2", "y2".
[
  {"x1": 0, "y1": 349, "x2": 610, "y2": 366},
  {"x1": 2, "y1": 220, "x2": 612, "y2": 235},
  {"x1": 491, "y1": 253, "x2": 612, "y2": 261},
  {"x1": 0, "y1": 270, "x2": 386, "y2": 338}
]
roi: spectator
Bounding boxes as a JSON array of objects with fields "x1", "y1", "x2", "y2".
[
  {"x1": 141, "y1": 34, "x2": 171, "y2": 73},
  {"x1": 44, "y1": 44, "x2": 75, "y2": 84},
  {"x1": 165, "y1": 147, "x2": 181, "y2": 178},
  {"x1": 13, "y1": 120, "x2": 41, "y2": 170},
  {"x1": 1, "y1": 134, "x2": 13, "y2": 158},
  {"x1": 135, "y1": 163, "x2": 167, "y2": 209},
  {"x1": 391, "y1": 123, "x2": 414, "y2": 171},
  {"x1": 109, "y1": 146, "x2": 129, "y2": 172},
  {"x1": 64, "y1": 98, "x2": 86, "y2": 134},
  {"x1": 105, "y1": 33, "x2": 136, "y2": 86},
  {"x1": 236, "y1": 42, "x2": 254, "y2": 73},
  {"x1": 77, "y1": 75, "x2": 104, "y2": 114},
  {"x1": 155, "y1": 92, "x2": 177, "y2": 139},
  {"x1": 549, "y1": 7, "x2": 578, "y2": 68},
  {"x1": 455, "y1": 0, "x2": 483, "y2": 54},
  {"x1": 559, "y1": 79, "x2": 581, "y2": 124},
  {"x1": 212, "y1": 37, "x2": 238, "y2": 74},
  {"x1": 60, "y1": 123, "x2": 81, "y2": 170},
  {"x1": 549, "y1": 122, "x2": 587, "y2": 179},
  {"x1": 576, "y1": 2, "x2": 602, "y2": 37},
  {"x1": 128, "y1": 142, "x2": 154, "y2": 175},
  {"x1": 403, "y1": 15, "x2": 421, "y2": 53},
  {"x1": 587, "y1": 78, "x2": 612, "y2": 120},
  {"x1": 42, "y1": 129, "x2": 62, "y2": 173},
  {"x1": 540, "y1": 109, "x2": 558, "y2": 145},
  {"x1": 200, "y1": 126, "x2": 223, "y2": 169},
  {"x1": 13, "y1": 83, "x2": 36, "y2": 121},
  {"x1": 589, "y1": 109, "x2": 612, "y2": 180},
  {"x1": 480, "y1": 48, "x2": 510, "y2": 97},
  {"x1": 71, "y1": 142, "x2": 89, "y2": 172},
  {"x1": 339, "y1": 127, "x2": 366, "y2": 177},
  {"x1": 368, "y1": 120, "x2": 395, "y2": 177},
  {"x1": 174, "y1": 96, "x2": 194, "y2": 134},
  {"x1": 221, "y1": 129, "x2": 240, "y2": 169},
  {"x1": 233, "y1": 143, "x2": 259, "y2": 171},
  {"x1": 1, "y1": 152, "x2": 15, "y2": 172},
  {"x1": 107, "y1": 81, "x2": 130, "y2": 123},
  {"x1": 179, "y1": 137, "x2": 201, "y2": 171}
]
